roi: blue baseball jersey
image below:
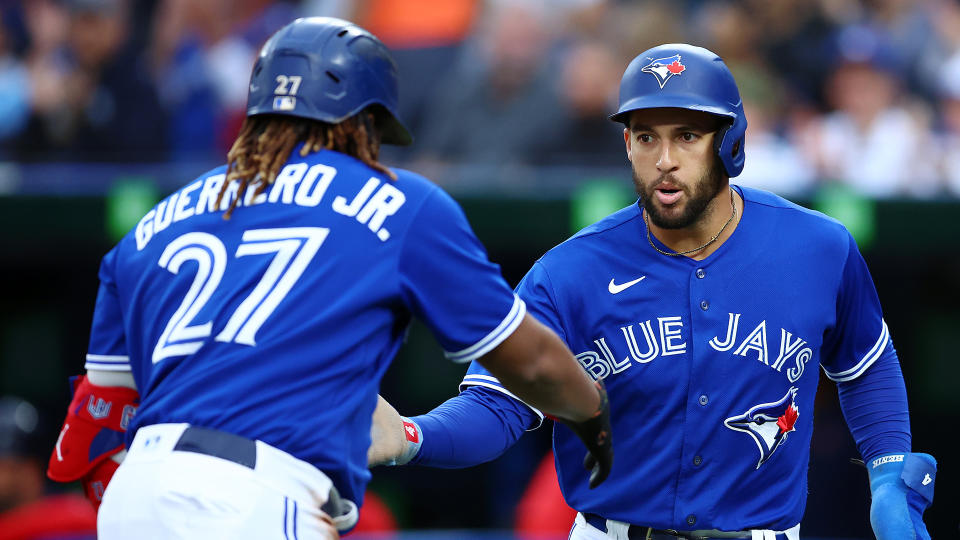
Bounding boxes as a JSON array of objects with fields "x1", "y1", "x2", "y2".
[
  {"x1": 83, "y1": 147, "x2": 525, "y2": 505},
  {"x1": 461, "y1": 185, "x2": 894, "y2": 531}
]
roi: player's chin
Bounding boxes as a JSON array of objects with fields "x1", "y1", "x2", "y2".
[{"x1": 647, "y1": 203, "x2": 693, "y2": 229}]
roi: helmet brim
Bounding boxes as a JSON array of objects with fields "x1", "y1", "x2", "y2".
[{"x1": 609, "y1": 93, "x2": 740, "y2": 125}]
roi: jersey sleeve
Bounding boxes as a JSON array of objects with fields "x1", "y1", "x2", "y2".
[
  {"x1": 514, "y1": 260, "x2": 567, "y2": 341},
  {"x1": 408, "y1": 385, "x2": 541, "y2": 468},
  {"x1": 84, "y1": 247, "x2": 131, "y2": 372},
  {"x1": 455, "y1": 260, "x2": 569, "y2": 428},
  {"x1": 820, "y1": 231, "x2": 891, "y2": 382},
  {"x1": 399, "y1": 188, "x2": 525, "y2": 363},
  {"x1": 460, "y1": 361, "x2": 544, "y2": 429}
]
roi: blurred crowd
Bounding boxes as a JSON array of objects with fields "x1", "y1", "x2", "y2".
[{"x1": 2, "y1": 0, "x2": 960, "y2": 198}]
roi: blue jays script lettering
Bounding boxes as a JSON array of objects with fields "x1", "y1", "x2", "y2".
[{"x1": 576, "y1": 313, "x2": 812, "y2": 383}]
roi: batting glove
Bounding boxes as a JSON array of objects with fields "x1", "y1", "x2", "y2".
[
  {"x1": 557, "y1": 379, "x2": 613, "y2": 489},
  {"x1": 867, "y1": 452, "x2": 936, "y2": 540}
]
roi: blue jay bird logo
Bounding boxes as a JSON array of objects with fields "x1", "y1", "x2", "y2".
[
  {"x1": 641, "y1": 54, "x2": 686, "y2": 88},
  {"x1": 724, "y1": 387, "x2": 799, "y2": 469}
]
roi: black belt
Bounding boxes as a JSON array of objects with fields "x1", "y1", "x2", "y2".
[
  {"x1": 582, "y1": 513, "x2": 775, "y2": 540},
  {"x1": 173, "y1": 425, "x2": 258, "y2": 469},
  {"x1": 170, "y1": 425, "x2": 348, "y2": 519}
]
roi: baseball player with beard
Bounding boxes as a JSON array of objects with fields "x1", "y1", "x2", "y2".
[
  {"x1": 369, "y1": 44, "x2": 937, "y2": 539},
  {"x1": 43, "y1": 17, "x2": 613, "y2": 540}
]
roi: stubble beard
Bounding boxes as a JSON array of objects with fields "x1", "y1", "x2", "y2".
[{"x1": 633, "y1": 159, "x2": 727, "y2": 230}]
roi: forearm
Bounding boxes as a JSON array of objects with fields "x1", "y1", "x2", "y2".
[
  {"x1": 836, "y1": 345, "x2": 911, "y2": 462},
  {"x1": 86, "y1": 369, "x2": 137, "y2": 389},
  {"x1": 409, "y1": 386, "x2": 537, "y2": 468},
  {"x1": 478, "y1": 314, "x2": 600, "y2": 423}
]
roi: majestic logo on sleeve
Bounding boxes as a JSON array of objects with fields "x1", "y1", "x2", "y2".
[
  {"x1": 724, "y1": 387, "x2": 799, "y2": 469},
  {"x1": 641, "y1": 54, "x2": 686, "y2": 88}
]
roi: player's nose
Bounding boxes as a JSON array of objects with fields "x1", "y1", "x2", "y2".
[{"x1": 656, "y1": 143, "x2": 678, "y2": 172}]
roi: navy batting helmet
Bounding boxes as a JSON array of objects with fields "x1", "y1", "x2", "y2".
[
  {"x1": 246, "y1": 17, "x2": 412, "y2": 146},
  {"x1": 610, "y1": 44, "x2": 747, "y2": 177}
]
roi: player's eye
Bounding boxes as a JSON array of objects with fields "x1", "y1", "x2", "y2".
[
  {"x1": 679, "y1": 132, "x2": 699, "y2": 142},
  {"x1": 637, "y1": 133, "x2": 654, "y2": 143}
]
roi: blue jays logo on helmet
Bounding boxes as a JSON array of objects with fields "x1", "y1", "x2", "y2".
[
  {"x1": 640, "y1": 54, "x2": 686, "y2": 89},
  {"x1": 724, "y1": 387, "x2": 799, "y2": 469}
]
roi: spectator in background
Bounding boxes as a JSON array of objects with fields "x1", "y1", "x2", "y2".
[
  {"x1": 17, "y1": 0, "x2": 168, "y2": 162},
  {"x1": 934, "y1": 52, "x2": 960, "y2": 196},
  {"x1": 606, "y1": 0, "x2": 685, "y2": 67},
  {"x1": 149, "y1": 0, "x2": 298, "y2": 158},
  {"x1": 349, "y1": 0, "x2": 480, "y2": 141},
  {"x1": 733, "y1": 64, "x2": 816, "y2": 198},
  {"x1": 0, "y1": 396, "x2": 96, "y2": 540},
  {"x1": 414, "y1": 0, "x2": 563, "y2": 169},
  {"x1": 798, "y1": 24, "x2": 938, "y2": 198},
  {"x1": 693, "y1": 0, "x2": 815, "y2": 199},
  {"x1": 0, "y1": 8, "x2": 30, "y2": 150},
  {"x1": 862, "y1": 0, "x2": 946, "y2": 101},
  {"x1": 548, "y1": 37, "x2": 624, "y2": 166}
]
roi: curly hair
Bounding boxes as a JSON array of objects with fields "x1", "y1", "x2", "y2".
[{"x1": 215, "y1": 113, "x2": 396, "y2": 219}]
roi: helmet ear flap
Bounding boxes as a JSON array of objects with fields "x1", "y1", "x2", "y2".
[{"x1": 714, "y1": 119, "x2": 746, "y2": 177}]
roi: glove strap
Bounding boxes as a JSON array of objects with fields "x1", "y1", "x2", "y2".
[
  {"x1": 900, "y1": 453, "x2": 936, "y2": 504},
  {"x1": 868, "y1": 452, "x2": 936, "y2": 503}
]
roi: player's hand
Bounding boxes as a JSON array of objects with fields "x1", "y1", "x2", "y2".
[
  {"x1": 318, "y1": 513, "x2": 341, "y2": 539},
  {"x1": 867, "y1": 452, "x2": 936, "y2": 540},
  {"x1": 558, "y1": 379, "x2": 613, "y2": 489},
  {"x1": 367, "y1": 395, "x2": 421, "y2": 467}
]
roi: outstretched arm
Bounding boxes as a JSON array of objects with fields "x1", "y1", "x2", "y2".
[
  {"x1": 368, "y1": 384, "x2": 538, "y2": 469},
  {"x1": 370, "y1": 314, "x2": 612, "y2": 487}
]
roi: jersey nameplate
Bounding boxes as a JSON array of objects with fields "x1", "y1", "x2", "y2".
[{"x1": 135, "y1": 163, "x2": 405, "y2": 250}]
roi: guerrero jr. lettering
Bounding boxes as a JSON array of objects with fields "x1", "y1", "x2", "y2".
[{"x1": 136, "y1": 164, "x2": 405, "y2": 250}]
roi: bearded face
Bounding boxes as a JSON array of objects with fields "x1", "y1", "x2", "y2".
[{"x1": 633, "y1": 156, "x2": 726, "y2": 229}]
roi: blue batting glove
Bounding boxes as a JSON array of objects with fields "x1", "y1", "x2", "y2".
[{"x1": 867, "y1": 452, "x2": 936, "y2": 540}]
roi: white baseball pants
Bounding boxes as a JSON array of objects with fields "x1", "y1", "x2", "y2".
[{"x1": 98, "y1": 423, "x2": 346, "y2": 540}]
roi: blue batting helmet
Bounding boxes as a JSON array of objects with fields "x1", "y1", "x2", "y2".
[
  {"x1": 246, "y1": 17, "x2": 412, "y2": 146},
  {"x1": 610, "y1": 44, "x2": 747, "y2": 177}
]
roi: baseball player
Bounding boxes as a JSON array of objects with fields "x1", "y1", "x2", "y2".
[
  {"x1": 369, "y1": 44, "x2": 937, "y2": 539},
  {"x1": 43, "y1": 17, "x2": 613, "y2": 540}
]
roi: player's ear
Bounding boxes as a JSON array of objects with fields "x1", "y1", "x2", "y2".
[{"x1": 623, "y1": 127, "x2": 632, "y2": 160}]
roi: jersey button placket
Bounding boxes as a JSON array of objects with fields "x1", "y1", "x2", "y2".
[{"x1": 684, "y1": 265, "x2": 708, "y2": 527}]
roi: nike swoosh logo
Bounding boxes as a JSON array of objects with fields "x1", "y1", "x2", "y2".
[{"x1": 608, "y1": 276, "x2": 646, "y2": 294}]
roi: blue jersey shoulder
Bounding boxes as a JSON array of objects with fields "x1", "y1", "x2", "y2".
[
  {"x1": 536, "y1": 202, "x2": 644, "y2": 267},
  {"x1": 738, "y1": 185, "x2": 854, "y2": 257}
]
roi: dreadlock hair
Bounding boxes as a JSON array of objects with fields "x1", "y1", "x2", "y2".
[{"x1": 215, "y1": 112, "x2": 397, "y2": 219}]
